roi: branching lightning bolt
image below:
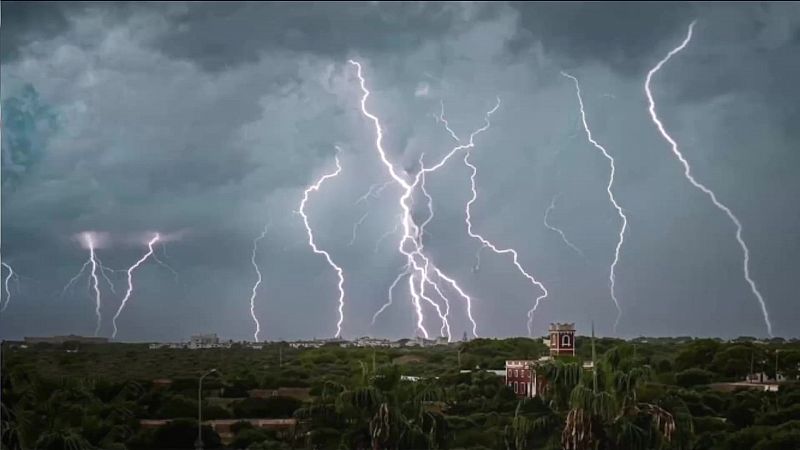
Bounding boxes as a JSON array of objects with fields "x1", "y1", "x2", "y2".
[
  {"x1": 350, "y1": 60, "x2": 491, "y2": 340},
  {"x1": 112, "y1": 234, "x2": 160, "y2": 339},
  {"x1": 249, "y1": 223, "x2": 270, "y2": 342},
  {"x1": 562, "y1": 71, "x2": 627, "y2": 334},
  {"x1": 645, "y1": 21, "x2": 772, "y2": 337},
  {"x1": 86, "y1": 238, "x2": 104, "y2": 336},
  {"x1": 298, "y1": 152, "x2": 346, "y2": 338},
  {"x1": 98, "y1": 263, "x2": 118, "y2": 295},
  {"x1": 415, "y1": 158, "x2": 451, "y2": 339},
  {"x1": 60, "y1": 234, "x2": 107, "y2": 335},
  {"x1": 543, "y1": 194, "x2": 587, "y2": 260},
  {"x1": 440, "y1": 98, "x2": 548, "y2": 335}
]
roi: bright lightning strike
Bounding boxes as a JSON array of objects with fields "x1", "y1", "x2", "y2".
[
  {"x1": 645, "y1": 21, "x2": 773, "y2": 337},
  {"x1": 350, "y1": 60, "x2": 491, "y2": 340},
  {"x1": 67, "y1": 232, "x2": 106, "y2": 337},
  {"x1": 62, "y1": 233, "x2": 108, "y2": 335},
  {"x1": 543, "y1": 194, "x2": 587, "y2": 260},
  {"x1": 112, "y1": 233, "x2": 160, "y2": 339},
  {"x1": 249, "y1": 223, "x2": 270, "y2": 342},
  {"x1": 415, "y1": 158, "x2": 451, "y2": 339},
  {"x1": 562, "y1": 71, "x2": 627, "y2": 334},
  {"x1": 0, "y1": 261, "x2": 19, "y2": 312},
  {"x1": 448, "y1": 107, "x2": 549, "y2": 337},
  {"x1": 298, "y1": 152, "x2": 346, "y2": 338}
]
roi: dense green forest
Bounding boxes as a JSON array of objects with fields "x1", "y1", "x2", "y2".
[{"x1": 1, "y1": 336, "x2": 799, "y2": 449}]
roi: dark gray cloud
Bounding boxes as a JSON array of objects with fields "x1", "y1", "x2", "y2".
[
  {"x1": 1, "y1": 2, "x2": 798, "y2": 342},
  {"x1": 509, "y1": 2, "x2": 696, "y2": 75},
  {"x1": 142, "y1": 2, "x2": 496, "y2": 72},
  {"x1": 1, "y1": 1, "x2": 73, "y2": 62}
]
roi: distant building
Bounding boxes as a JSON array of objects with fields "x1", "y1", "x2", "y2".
[
  {"x1": 288, "y1": 340, "x2": 325, "y2": 349},
  {"x1": 506, "y1": 360, "x2": 546, "y2": 398},
  {"x1": 24, "y1": 335, "x2": 108, "y2": 345},
  {"x1": 505, "y1": 322, "x2": 578, "y2": 398},
  {"x1": 354, "y1": 337, "x2": 395, "y2": 348},
  {"x1": 548, "y1": 323, "x2": 576, "y2": 357},
  {"x1": 191, "y1": 333, "x2": 220, "y2": 346},
  {"x1": 148, "y1": 333, "x2": 232, "y2": 350}
]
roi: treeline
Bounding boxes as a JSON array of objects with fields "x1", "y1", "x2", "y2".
[{"x1": 0, "y1": 337, "x2": 798, "y2": 449}]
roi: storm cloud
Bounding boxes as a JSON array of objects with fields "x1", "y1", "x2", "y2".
[{"x1": 2, "y1": 2, "x2": 798, "y2": 341}]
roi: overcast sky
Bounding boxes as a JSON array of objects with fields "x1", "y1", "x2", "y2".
[{"x1": 1, "y1": 2, "x2": 798, "y2": 342}]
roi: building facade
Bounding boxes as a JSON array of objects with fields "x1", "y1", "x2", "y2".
[
  {"x1": 505, "y1": 322, "x2": 577, "y2": 398},
  {"x1": 548, "y1": 322, "x2": 576, "y2": 357},
  {"x1": 505, "y1": 360, "x2": 547, "y2": 398}
]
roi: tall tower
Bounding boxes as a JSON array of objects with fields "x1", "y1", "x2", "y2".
[{"x1": 549, "y1": 323, "x2": 576, "y2": 357}]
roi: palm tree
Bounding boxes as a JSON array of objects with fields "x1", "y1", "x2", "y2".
[
  {"x1": 536, "y1": 350, "x2": 692, "y2": 450},
  {"x1": 297, "y1": 362, "x2": 447, "y2": 450}
]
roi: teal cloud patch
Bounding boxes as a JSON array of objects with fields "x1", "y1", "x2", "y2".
[{"x1": 2, "y1": 84, "x2": 58, "y2": 188}]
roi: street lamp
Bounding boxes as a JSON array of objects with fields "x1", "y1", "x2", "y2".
[{"x1": 195, "y1": 368, "x2": 218, "y2": 450}]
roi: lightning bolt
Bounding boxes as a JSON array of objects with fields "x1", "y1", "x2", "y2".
[
  {"x1": 249, "y1": 223, "x2": 270, "y2": 342},
  {"x1": 350, "y1": 60, "x2": 491, "y2": 340},
  {"x1": 298, "y1": 152, "x2": 346, "y2": 338},
  {"x1": 645, "y1": 21, "x2": 772, "y2": 337},
  {"x1": 112, "y1": 233, "x2": 160, "y2": 339},
  {"x1": 347, "y1": 211, "x2": 369, "y2": 246},
  {"x1": 371, "y1": 264, "x2": 411, "y2": 326},
  {"x1": 434, "y1": 100, "x2": 548, "y2": 336},
  {"x1": 0, "y1": 261, "x2": 19, "y2": 312},
  {"x1": 415, "y1": 160, "x2": 451, "y2": 339},
  {"x1": 434, "y1": 105, "x2": 485, "y2": 274},
  {"x1": 61, "y1": 260, "x2": 92, "y2": 299},
  {"x1": 562, "y1": 71, "x2": 627, "y2": 333},
  {"x1": 64, "y1": 233, "x2": 106, "y2": 337},
  {"x1": 98, "y1": 263, "x2": 118, "y2": 295},
  {"x1": 543, "y1": 194, "x2": 587, "y2": 260}
]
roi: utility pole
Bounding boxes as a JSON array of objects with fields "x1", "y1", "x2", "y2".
[
  {"x1": 196, "y1": 369, "x2": 218, "y2": 450},
  {"x1": 775, "y1": 349, "x2": 781, "y2": 410},
  {"x1": 1, "y1": 339, "x2": 4, "y2": 440},
  {"x1": 591, "y1": 321, "x2": 597, "y2": 394}
]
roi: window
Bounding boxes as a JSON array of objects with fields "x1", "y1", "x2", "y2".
[
  {"x1": 562, "y1": 334, "x2": 571, "y2": 346},
  {"x1": 514, "y1": 382, "x2": 518, "y2": 393}
]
